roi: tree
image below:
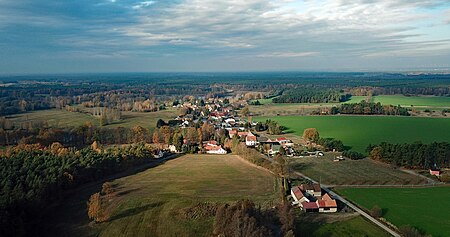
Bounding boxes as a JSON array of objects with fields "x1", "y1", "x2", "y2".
[
  {"x1": 87, "y1": 192, "x2": 108, "y2": 223},
  {"x1": 370, "y1": 205, "x2": 382, "y2": 218},
  {"x1": 369, "y1": 146, "x2": 383, "y2": 160},
  {"x1": 132, "y1": 125, "x2": 147, "y2": 143},
  {"x1": 101, "y1": 182, "x2": 114, "y2": 197},
  {"x1": 303, "y1": 128, "x2": 319, "y2": 142},
  {"x1": 241, "y1": 106, "x2": 250, "y2": 117},
  {"x1": 152, "y1": 130, "x2": 162, "y2": 144}
]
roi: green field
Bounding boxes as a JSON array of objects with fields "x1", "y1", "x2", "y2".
[
  {"x1": 296, "y1": 214, "x2": 391, "y2": 237},
  {"x1": 337, "y1": 187, "x2": 450, "y2": 237},
  {"x1": 255, "y1": 116, "x2": 450, "y2": 153},
  {"x1": 371, "y1": 95, "x2": 450, "y2": 108},
  {"x1": 7, "y1": 108, "x2": 177, "y2": 130},
  {"x1": 45, "y1": 155, "x2": 280, "y2": 237},
  {"x1": 290, "y1": 154, "x2": 427, "y2": 185}
]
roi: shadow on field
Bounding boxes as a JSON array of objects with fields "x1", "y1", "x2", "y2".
[
  {"x1": 291, "y1": 162, "x2": 312, "y2": 171},
  {"x1": 116, "y1": 188, "x2": 141, "y2": 197},
  {"x1": 109, "y1": 202, "x2": 165, "y2": 222}
]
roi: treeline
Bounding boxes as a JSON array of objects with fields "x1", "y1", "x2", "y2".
[
  {"x1": 332, "y1": 101, "x2": 410, "y2": 116},
  {"x1": 273, "y1": 88, "x2": 351, "y2": 103},
  {"x1": 213, "y1": 200, "x2": 294, "y2": 237},
  {"x1": 0, "y1": 143, "x2": 155, "y2": 236},
  {"x1": 368, "y1": 142, "x2": 450, "y2": 169},
  {"x1": 0, "y1": 123, "x2": 153, "y2": 147},
  {"x1": 255, "y1": 120, "x2": 285, "y2": 135}
]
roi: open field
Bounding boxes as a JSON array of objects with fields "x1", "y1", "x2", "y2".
[
  {"x1": 6, "y1": 108, "x2": 177, "y2": 130},
  {"x1": 290, "y1": 154, "x2": 427, "y2": 185},
  {"x1": 249, "y1": 95, "x2": 450, "y2": 116},
  {"x1": 337, "y1": 187, "x2": 450, "y2": 237},
  {"x1": 45, "y1": 154, "x2": 280, "y2": 237},
  {"x1": 295, "y1": 213, "x2": 391, "y2": 237},
  {"x1": 371, "y1": 95, "x2": 450, "y2": 108},
  {"x1": 255, "y1": 116, "x2": 450, "y2": 153}
]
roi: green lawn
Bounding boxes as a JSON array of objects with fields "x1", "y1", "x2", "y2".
[
  {"x1": 7, "y1": 108, "x2": 177, "y2": 130},
  {"x1": 296, "y1": 215, "x2": 391, "y2": 237},
  {"x1": 337, "y1": 187, "x2": 450, "y2": 237},
  {"x1": 45, "y1": 154, "x2": 280, "y2": 237},
  {"x1": 290, "y1": 154, "x2": 427, "y2": 185},
  {"x1": 372, "y1": 95, "x2": 450, "y2": 108},
  {"x1": 255, "y1": 116, "x2": 450, "y2": 153}
]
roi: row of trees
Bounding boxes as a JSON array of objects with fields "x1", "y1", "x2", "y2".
[
  {"x1": 332, "y1": 101, "x2": 410, "y2": 116},
  {"x1": 255, "y1": 120, "x2": 285, "y2": 135},
  {"x1": 0, "y1": 143, "x2": 155, "y2": 236},
  {"x1": 213, "y1": 200, "x2": 295, "y2": 237},
  {"x1": 273, "y1": 88, "x2": 351, "y2": 103},
  {"x1": 368, "y1": 142, "x2": 450, "y2": 169}
]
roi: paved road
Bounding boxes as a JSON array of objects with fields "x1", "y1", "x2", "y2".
[{"x1": 293, "y1": 170, "x2": 401, "y2": 237}]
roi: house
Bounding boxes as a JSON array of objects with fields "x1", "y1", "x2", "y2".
[
  {"x1": 169, "y1": 145, "x2": 179, "y2": 153},
  {"x1": 205, "y1": 145, "x2": 227, "y2": 154},
  {"x1": 228, "y1": 129, "x2": 237, "y2": 138},
  {"x1": 430, "y1": 168, "x2": 441, "y2": 176},
  {"x1": 245, "y1": 132, "x2": 257, "y2": 146},
  {"x1": 299, "y1": 184, "x2": 322, "y2": 197},
  {"x1": 300, "y1": 201, "x2": 319, "y2": 212},
  {"x1": 238, "y1": 131, "x2": 248, "y2": 137},
  {"x1": 276, "y1": 137, "x2": 289, "y2": 144},
  {"x1": 316, "y1": 193, "x2": 337, "y2": 213},
  {"x1": 291, "y1": 186, "x2": 310, "y2": 204}
]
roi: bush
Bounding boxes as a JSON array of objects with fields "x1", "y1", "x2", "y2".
[
  {"x1": 370, "y1": 205, "x2": 382, "y2": 218},
  {"x1": 342, "y1": 150, "x2": 365, "y2": 160}
]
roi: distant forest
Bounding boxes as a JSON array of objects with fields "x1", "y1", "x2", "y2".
[
  {"x1": 332, "y1": 101, "x2": 410, "y2": 116},
  {"x1": 272, "y1": 88, "x2": 351, "y2": 103},
  {"x1": 0, "y1": 72, "x2": 449, "y2": 116}
]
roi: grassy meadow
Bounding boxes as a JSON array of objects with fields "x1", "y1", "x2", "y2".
[
  {"x1": 255, "y1": 116, "x2": 450, "y2": 153},
  {"x1": 290, "y1": 154, "x2": 427, "y2": 185},
  {"x1": 6, "y1": 108, "x2": 177, "y2": 130},
  {"x1": 337, "y1": 187, "x2": 450, "y2": 237},
  {"x1": 371, "y1": 95, "x2": 450, "y2": 108},
  {"x1": 45, "y1": 154, "x2": 280, "y2": 237},
  {"x1": 296, "y1": 214, "x2": 391, "y2": 237}
]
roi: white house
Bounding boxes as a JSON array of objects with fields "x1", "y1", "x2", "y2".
[
  {"x1": 245, "y1": 132, "x2": 257, "y2": 146},
  {"x1": 206, "y1": 146, "x2": 227, "y2": 154}
]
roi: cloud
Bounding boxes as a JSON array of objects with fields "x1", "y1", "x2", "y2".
[
  {"x1": 0, "y1": 0, "x2": 449, "y2": 73},
  {"x1": 132, "y1": 1, "x2": 156, "y2": 10},
  {"x1": 257, "y1": 52, "x2": 319, "y2": 58}
]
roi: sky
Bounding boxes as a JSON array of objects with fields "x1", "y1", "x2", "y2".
[{"x1": 0, "y1": 0, "x2": 450, "y2": 74}]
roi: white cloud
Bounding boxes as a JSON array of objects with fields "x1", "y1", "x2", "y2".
[
  {"x1": 132, "y1": 1, "x2": 156, "y2": 10},
  {"x1": 115, "y1": 0, "x2": 450, "y2": 57}
]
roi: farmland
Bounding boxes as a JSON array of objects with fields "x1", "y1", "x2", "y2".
[
  {"x1": 255, "y1": 116, "x2": 450, "y2": 153},
  {"x1": 44, "y1": 154, "x2": 280, "y2": 237},
  {"x1": 296, "y1": 214, "x2": 391, "y2": 237},
  {"x1": 249, "y1": 95, "x2": 450, "y2": 116},
  {"x1": 337, "y1": 187, "x2": 450, "y2": 237},
  {"x1": 371, "y1": 95, "x2": 450, "y2": 108},
  {"x1": 289, "y1": 154, "x2": 427, "y2": 185},
  {"x1": 6, "y1": 108, "x2": 177, "y2": 130}
]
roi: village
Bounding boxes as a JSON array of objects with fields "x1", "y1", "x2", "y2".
[{"x1": 154, "y1": 96, "x2": 340, "y2": 213}]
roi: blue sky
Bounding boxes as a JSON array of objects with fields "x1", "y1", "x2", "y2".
[{"x1": 0, "y1": 0, "x2": 449, "y2": 74}]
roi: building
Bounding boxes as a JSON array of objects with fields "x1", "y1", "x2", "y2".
[
  {"x1": 301, "y1": 201, "x2": 319, "y2": 212},
  {"x1": 299, "y1": 184, "x2": 322, "y2": 197},
  {"x1": 245, "y1": 132, "x2": 257, "y2": 146},
  {"x1": 205, "y1": 145, "x2": 227, "y2": 154},
  {"x1": 291, "y1": 186, "x2": 310, "y2": 204},
  {"x1": 316, "y1": 193, "x2": 337, "y2": 213},
  {"x1": 430, "y1": 168, "x2": 441, "y2": 176}
]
